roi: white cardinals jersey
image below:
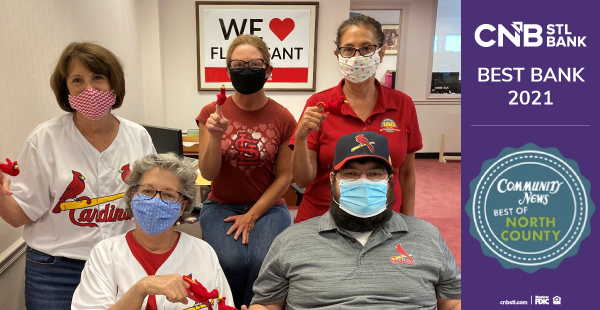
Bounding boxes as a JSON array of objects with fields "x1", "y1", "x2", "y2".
[
  {"x1": 72, "y1": 231, "x2": 234, "y2": 310},
  {"x1": 11, "y1": 114, "x2": 156, "y2": 260}
]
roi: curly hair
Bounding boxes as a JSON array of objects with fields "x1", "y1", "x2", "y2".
[{"x1": 124, "y1": 153, "x2": 197, "y2": 224}]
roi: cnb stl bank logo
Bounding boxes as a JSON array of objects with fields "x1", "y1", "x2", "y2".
[
  {"x1": 466, "y1": 144, "x2": 594, "y2": 273},
  {"x1": 474, "y1": 22, "x2": 586, "y2": 47}
]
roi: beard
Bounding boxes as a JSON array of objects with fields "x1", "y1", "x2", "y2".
[{"x1": 329, "y1": 180, "x2": 395, "y2": 232}]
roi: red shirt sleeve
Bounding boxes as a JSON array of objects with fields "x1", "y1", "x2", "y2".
[
  {"x1": 405, "y1": 96, "x2": 423, "y2": 154},
  {"x1": 196, "y1": 102, "x2": 217, "y2": 127},
  {"x1": 280, "y1": 108, "x2": 298, "y2": 143}
]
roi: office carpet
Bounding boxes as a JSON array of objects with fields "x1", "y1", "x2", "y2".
[{"x1": 414, "y1": 159, "x2": 461, "y2": 269}]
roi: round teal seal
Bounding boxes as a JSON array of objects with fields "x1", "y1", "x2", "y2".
[{"x1": 466, "y1": 143, "x2": 595, "y2": 273}]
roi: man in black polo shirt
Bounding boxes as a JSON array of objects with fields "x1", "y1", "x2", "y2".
[{"x1": 249, "y1": 131, "x2": 461, "y2": 310}]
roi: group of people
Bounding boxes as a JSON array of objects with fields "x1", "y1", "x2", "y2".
[{"x1": 0, "y1": 15, "x2": 460, "y2": 310}]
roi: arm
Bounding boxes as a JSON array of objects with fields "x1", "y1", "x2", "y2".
[
  {"x1": 0, "y1": 172, "x2": 32, "y2": 227},
  {"x1": 437, "y1": 297, "x2": 461, "y2": 310},
  {"x1": 397, "y1": 152, "x2": 416, "y2": 216},
  {"x1": 249, "y1": 301, "x2": 285, "y2": 310},
  {"x1": 107, "y1": 275, "x2": 190, "y2": 310},
  {"x1": 198, "y1": 115, "x2": 228, "y2": 181},
  {"x1": 225, "y1": 142, "x2": 293, "y2": 244},
  {"x1": 291, "y1": 105, "x2": 326, "y2": 188}
]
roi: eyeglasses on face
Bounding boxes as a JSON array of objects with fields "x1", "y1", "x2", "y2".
[
  {"x1": 337, "y1": 45, "x2": 381, "y2": 58},
  {"x1": 338, "y1": 168, "x2": 389, "y2": 180},
  {"x1": 229, "y1": 59, "x2": 267, "y2": 71},
  {"x1": 135, "y1": 184, "x2": 182, "y2": 204}
]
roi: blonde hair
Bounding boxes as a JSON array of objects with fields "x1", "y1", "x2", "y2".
[
  {"x1": 50, "y1": 42, "x2": 126, "y2": 112},
  {"x1": 226, "y1": 34, "x2": 271, "y2": 67}
]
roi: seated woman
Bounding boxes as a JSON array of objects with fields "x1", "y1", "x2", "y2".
[{"x1": 72, "y1": 153, "x2": 234, "y2": 310}]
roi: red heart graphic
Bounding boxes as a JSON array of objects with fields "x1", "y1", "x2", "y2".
[{"x1": 269, "y1": 18, "x2": 295, "y2": 41}]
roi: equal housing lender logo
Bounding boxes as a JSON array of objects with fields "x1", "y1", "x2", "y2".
[{"x1": 466, "y1": 144, "x2": 594, "y2": 273}]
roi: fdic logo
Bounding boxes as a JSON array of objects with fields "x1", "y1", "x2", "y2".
[
  {"x1": 535, "y1": 296, "x2": 549, "y2": 305},
  {"x1": 475, "y1": 22, "x2": 585, "y2": 47}
]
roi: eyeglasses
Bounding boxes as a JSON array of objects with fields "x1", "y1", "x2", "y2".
[
  {"x1": 229, "y1": 59, "x2": 267, "y2": 71},
  {"x1": 135, "y1": 184, "x2": 182, "y2": 204},
  {"x1": 338, "y1": 169, "x2": 389, "y2": 180},
  {"x1": 337, "y1": 45, "x2": 381, "y2": 58}
]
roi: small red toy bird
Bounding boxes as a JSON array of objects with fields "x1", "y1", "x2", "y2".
[
  {"x1": 0, "y1": 158, "x2": 19, "y2": 176},
  {"x1": 52, "y1": 170, "x2": 91, "y2": 214},
  {"x1": 215, "y1": 85, "x2": 227, "y2": 117},
  {"x1": 119, "y1": 164, "x2": 131, "y2": 183},
  {"x1": 356, "y1": 133, "x2": 375, "y2": 153},
  {"x1": 317, "y1": 96, "x2": 347, "y2": 114},
  {"x1": 182, "y1": 274, "x2": 237, "y2": 310}
]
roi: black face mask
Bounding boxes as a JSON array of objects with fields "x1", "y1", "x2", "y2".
[{"x1": 229, "y1": 67, "x2": 267, "y2": 95}]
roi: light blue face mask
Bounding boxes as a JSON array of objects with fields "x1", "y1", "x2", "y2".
[
  {"x1": 333, "y1": 178, "x2": 388, "y2": 218},
  {"x1": 131, "y1": 195, "x2": 182, "y2": 236}
]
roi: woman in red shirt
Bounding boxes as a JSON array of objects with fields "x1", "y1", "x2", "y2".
[
  {"x1": 290, "y1": 15, "x2": 423, "y2": 223},
  {"x1": 196, "y1": 34, "x2": 297, "y2": 309}
]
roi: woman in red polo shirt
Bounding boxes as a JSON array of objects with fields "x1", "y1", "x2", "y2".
[{"x1": 290, "y1": 15, "x2": 422, "y2": 223}]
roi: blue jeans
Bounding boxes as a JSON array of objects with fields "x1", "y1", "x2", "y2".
[
  {"x1": 200, "y1": 200, "x2": 291, "y2": 308},
  {"x1": 25, "y1": 246, "x2": 86, "y2": 310}
]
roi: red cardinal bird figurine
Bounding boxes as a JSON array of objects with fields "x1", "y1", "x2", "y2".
[
  {"x1": 182, "y1": 274, "x2": 237, "y2": 310},
  {"x1": 52, "y1": 171, "x2": 91, "y2": 214},
  {"x1": 215, "y1": 85, "x2": 227, "y2": 117},
  {"x1": 317, "y1": 96, "x2": 347, "y2": 114},
  {"x1": 355, "y1": 133, "x2": 375, "y2": 153},
  {"x1": 0, "y1": 158, "x2": 19, "y2": 176},
  {"x1": 119, "y1": 164, "x2": 131, "y2": 183}
]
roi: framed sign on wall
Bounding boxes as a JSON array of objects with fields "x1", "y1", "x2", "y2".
[{"x1": 196, "y1": 1, "x2": 319, "y2": 91}]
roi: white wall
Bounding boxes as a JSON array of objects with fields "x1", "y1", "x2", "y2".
[
  {"x1": 0, "y1": 0, "x2": 146, "y2": 307},
  {"x1": 144, "y1": 0, "x2": 350, "y2": 132}
]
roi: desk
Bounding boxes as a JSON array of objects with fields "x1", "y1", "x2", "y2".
[{"x1": 183, "y1": 136, "x2": 199, "y2": 158}]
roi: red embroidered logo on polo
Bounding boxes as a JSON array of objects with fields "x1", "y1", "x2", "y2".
[
  {"x1": 68, "y1": 88, "x2": 116, "y2": 120},
  {"x1": 390, "y1": 243, "x2": 416, "y2": 265}
]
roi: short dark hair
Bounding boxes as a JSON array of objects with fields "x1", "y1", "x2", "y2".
[
  {"x1": 335, "y1": 15, "x2": 385, "y2": 47},
  {"x1": 50, "y1": 42, "x2": 126, "y2": 112}
]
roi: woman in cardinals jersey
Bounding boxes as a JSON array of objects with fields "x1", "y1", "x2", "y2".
[
  {"x1": 195, "y1": 34, "x2": 297, "y2": 309},
  {"x1": 290, "y1": 15, "x2": 422, "y2": 222},
  {"x1": 0, "y1": 42, "x2": 155, "y2": 309},
  {"x1": 72, "y1": 153, "x2": 235, "y2": 310}
]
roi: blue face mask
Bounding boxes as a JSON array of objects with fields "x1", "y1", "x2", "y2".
[
  {"x1": 333, "y1": 178, "x2": 388, "y2": 218},
  {"x1": 131, "y1": 195, "x2": 182, "y2": 236}
]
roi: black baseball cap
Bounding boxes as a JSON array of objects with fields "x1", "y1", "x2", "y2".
[{"x1": 333, "y1": 131, "x2": 392, "y2": 170}]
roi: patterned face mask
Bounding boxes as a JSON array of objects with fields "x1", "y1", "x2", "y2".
[
  {"x1": 68, "y1": 88, "x2": 116, "y2": 120},
  {"x1": 337, "y1": 49, "x2": 381, "y2": 83},
  {"x1": 131, "y1": 195, "x2": 182, "y2": 236}
]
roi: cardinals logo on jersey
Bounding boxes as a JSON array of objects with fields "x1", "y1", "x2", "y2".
[
  {"x1": 54, "y1": 168, "x2": 132, "y2": 228},
  {"x1": 119, "y1": 164, "x2": 131, "y2": 183},
  {"x1": 390, "y1": 243, "x2": 416, "y2": 265},
  {"x1": 52, "y1": 171, "x2": 91, "y2": 214}
]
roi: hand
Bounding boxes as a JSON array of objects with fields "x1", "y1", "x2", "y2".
[
  {"x1": 241, "y1": 306, "x2": 248, "y2": 310},
  {"x1": 224, "y1": 213, "x2": 257, "y2": 245},
  {"x1": 138, "y1": 274, "x2": 190, "y2": 304},
  {"x1": 0, "y1": 172, "x2": 13, "y2": 197},
  {"x1": 295, "y1": 105, "x2": 328, "y2": 141},
  {"x1": 205, "y1": 112, "x2": 230, "y2": 139}
]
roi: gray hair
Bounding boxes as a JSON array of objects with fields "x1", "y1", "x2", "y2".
[{"x1": 124, "y1": 153, "x2": 197, "y2": 223}]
